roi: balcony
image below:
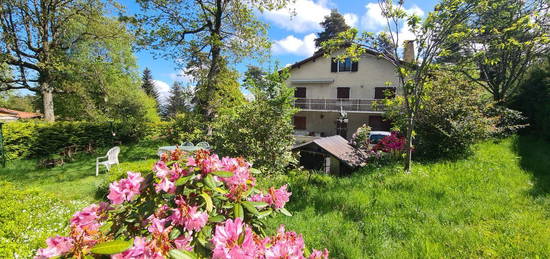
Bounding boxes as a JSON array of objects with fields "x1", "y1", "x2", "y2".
[{"x1": 293, "y1": 98, "x2": 385, "y2": 113}]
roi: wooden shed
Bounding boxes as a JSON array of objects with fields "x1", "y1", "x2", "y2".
[{"x1": 292, "y1": 135, "x2": 366, "y2": 175}]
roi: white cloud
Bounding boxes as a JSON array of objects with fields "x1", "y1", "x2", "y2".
[
  {"x1": 272, "y1": 33, "x2": 317, "y2": 57},
  {"x1": 168, "y1": 69, "x2": 194, "y2": 84},
  {"x1": 343, "y1": 13, "x2": 359, "y2": 28},
  {"x1": 263, "y1": 0, "x2": 358, "y2": 33},
  {"x1": 152, "y1": 80, "x2": 170, "y2": 104},
  {"x1": 360, "y1": 3, "x2": 425, "y2": 31}
]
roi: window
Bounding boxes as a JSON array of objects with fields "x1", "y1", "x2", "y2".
[
  {"x1": 294, "y1": 87, "x2": 306, "y2": 98},
  {"x1": 331, "y1": 58, "x2": 358, "y2": 72},
  {"x1": 374, "y1": 87, "x2": 396, "y2": 99},
  {"x1": 337, "y1": 87, "x2": 350, "y2": 99},
  {"x1": 293, "y1": 116, "x2": 306, "y2": 130}
]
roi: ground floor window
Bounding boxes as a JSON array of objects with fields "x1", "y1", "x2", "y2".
[
  {"x1": 293, "y1": 116, "x2": 306, "y2": 130},
  {"x1": 369, "y1": 115, "x2": 392, "y2": 131}
]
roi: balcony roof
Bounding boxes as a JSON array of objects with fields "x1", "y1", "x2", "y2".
[{"x1": 291, "y1": 79, "x2": 334, "y2": 84}]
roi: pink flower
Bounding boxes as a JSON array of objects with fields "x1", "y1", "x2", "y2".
[
  {"x1": 112, "y1": 237, "x2": 163, "y2": 259},
  {"x1": 249, "y1": 193, "x2": 270, "y2": 203},
  {"x1": 70, "y1": 204, "x2": 101, "y2": 233},
  {"x1": 211, "y1": 218, "x2": 258, "y2": 259},
  {"x1": 309, "y1": 249, "x2": 329, "y2": 259},
  {"x1": 147, "y1": 216, "x2": 169, "y2": 236},
  {"x1": 34, "y1": 235, "x2": 74, "y2": 259},
  {"x1": 174, "y1": 235, "x2": 193, "y2": 251},
  {"x1": 107, "y1": 172, "x2": 144, "y2": 205},
  {"x1": 186, "y1": 157, "x2": 197, "y2": 167},
  {"x1": 264, "y1": 225, "x2": 305, "y2": 259},
  {"x1": 270, "y1": 185, "x2": 291, "y2": 209},
  {"x1": 155, "y1": 177, "x2": 176, "y2": 194},
  {"x1": 184, "y1": 206, "x2": 209, "y2": 231},
  {"x1": 202, "y1": 154, "x2": 222, "y2": 174},
  {"x1": 153, "y1": 161, "x2": 170, "y2": 178}
]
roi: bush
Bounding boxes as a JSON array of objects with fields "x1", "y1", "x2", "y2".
[
  {"x1": 0, "y1": 182, "x2": 86, "y2": 258},
  {"x1": 386, "y1": 71, "x2": 496, "y2": 159},
  {"x1": 36, "y1": 150, "x2": 328, "y2": 258},
  {"x1": 349, "y1": 124, "x2": 371, "y2": 149},
  {"x1": 3, "y1": 121, "x2": 142, "y2": 160},
  {"x1": 95, "y1": 159, "x2": 157, "y2": 199},
  {"x1": 164, "y1": 113, "x2": 205, "y2": 144}
]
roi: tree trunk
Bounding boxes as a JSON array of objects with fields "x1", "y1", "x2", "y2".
[
  {"x1": 203, "y1": 0, "x2": 223, "y2": 136},
  {"x1": 403, "y1": 115, "x2": 414, "y2": 173},
  {"x1": 41, "y1": 83, "x2": 55, "y2": 122}
]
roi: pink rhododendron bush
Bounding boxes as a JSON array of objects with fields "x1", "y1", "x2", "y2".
[{"x1": 36, "y1": 149, "x2": 329, "y2": 259}]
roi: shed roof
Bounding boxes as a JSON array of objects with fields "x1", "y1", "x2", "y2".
[{"x1": 293, "y1": 135, "x2": 366, "y2": 167}]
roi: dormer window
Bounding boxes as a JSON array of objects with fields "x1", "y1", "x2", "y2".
[{"x1": 331, "y1": 58, "x2": 358, "y2": 72}]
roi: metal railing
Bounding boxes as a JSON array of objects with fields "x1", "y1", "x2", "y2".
[{"x1": 293, "y1": 98, "x2": 385, "y2": 112}]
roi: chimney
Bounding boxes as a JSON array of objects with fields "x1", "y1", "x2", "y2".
[{"x1": 403, "y1": 40, "x2": 414, "y2": 63}]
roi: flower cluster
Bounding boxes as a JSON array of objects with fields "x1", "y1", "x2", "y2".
[
  {"x1": 372, "y1": 132, "x2": 406, "y2": 153},
  {"x1": 37, "y1": 150, "x2": 328, "y2": 258}
]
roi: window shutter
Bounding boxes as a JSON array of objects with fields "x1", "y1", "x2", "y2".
[
  {"x1": 337, "y1": 87, "x2": 350, "y2": 99},
  {"x1": 331, "y1": 58, "x2": 337, "y2": 72},
  {"x1": 293, "y1": 116, "x2": 306, "y2": 130},
  {"x1": 351, "y1": 61, "x2": 358, "y2": 72},
  {"x1": 294, "y1": 87, "x2": 306, "y2": 98}
]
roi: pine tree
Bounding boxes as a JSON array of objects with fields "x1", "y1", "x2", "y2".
[
  {"x1": 141, "y1": 68, "x2": 159, "y2": 100},
  {"x1": 315, "y1": 9, "x2": 351, "y2": 48},
  {"x1": 163, "y1": 81, "x2": 192, "y2": 118}
]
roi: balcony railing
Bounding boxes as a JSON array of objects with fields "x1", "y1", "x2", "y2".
[{"x1": 294, "y1": 98, "x2": 385, "y2": 112}]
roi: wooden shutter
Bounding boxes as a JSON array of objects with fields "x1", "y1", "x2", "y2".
[
  {"x1": 337, "y1": 87, "x2": 350, "y2": 99},
  {"x1": 293, "y1": 116, "x2": 306, "y2": 130},
  {"x1": 331, "y1": 58, "x2": 337, "y2": 72},
  {"x1": 294, "y1": 87, "x2": 306, "y2": 98},
  {"x1": 351, "y1": 61, "x2": 358, "y2": 72}
]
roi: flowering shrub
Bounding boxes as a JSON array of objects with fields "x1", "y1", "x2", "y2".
[
  {"x1": 349, "y1": 124, "x2": 371, "y2": 149},
  {"x1": 366, "y1": 132, "x2": 407, "y2": 162},
  {"x1": 36, "y1": 149, "x2": 328, "y2": 258}
]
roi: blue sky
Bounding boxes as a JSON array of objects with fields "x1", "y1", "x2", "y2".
[{"x1": 128, "y1": 0, "x2": 438, "y2": 101}]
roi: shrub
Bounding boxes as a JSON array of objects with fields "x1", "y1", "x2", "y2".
[
  {"x1": 3, "y1": 121, "x2": 141, "y2": 160},
  {"x1": 164, "y1": 113, "x2": 205, "y2": 144},
  {"x1": 486, "y1": 106, "x2": 528, "y2": 138},
  {"x1": 0, "y1": 182, "x2": 86, "y2": 258},
  {"x1": 37, "y1": 150, "x2": 328, "y2": 258},
  {"x1": 385, "y1": 71, "x2": 496, "y2": 159},
  {"x1": 349, "y1": 124, "x2": 371, "y2": 149}
]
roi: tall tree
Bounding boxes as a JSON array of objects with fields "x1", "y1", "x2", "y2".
[
  {"x1": 450, "y1": 0, "x2": 549, "y2": 103},
  {"x1": 324, "y1": 0, "x2": 475, "y2": 172},
  {"x1": 163, "y1": 81, "x2": 193, "y2": 118},
  {"x1": 131, "y1": 0, "x2": 289, "y2": 133},
  {"x1": 315, "y1": 9, "x2": 351, "y2": 48},
  {"x1": 141, "y1": 68, "x2": 159, "y2": 101},
  {"x1": 0, "y1": 0, "x2": 118, "y2": 121}
]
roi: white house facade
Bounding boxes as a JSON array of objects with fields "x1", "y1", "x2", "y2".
[{"x1": 287, "y1": 49, "x2": 401, "y2": 140}]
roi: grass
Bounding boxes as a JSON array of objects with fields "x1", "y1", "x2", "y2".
[
  {"x1": 0, "y1": 139, "x2": 164, "y2": 203},
  {"x1": 2, "y1": 136, "x2": 549, "y2": 258},
  {"x1": 265, "y1": 135, "x2": 550, "y2": 258}
]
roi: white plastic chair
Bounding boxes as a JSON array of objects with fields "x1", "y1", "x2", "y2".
[
  {"x1": 196, "y1": 142, "x2": 210, "y2": 150},
  {"x1": 96, "y1": 146, "x2": 120, "y2": 176}
]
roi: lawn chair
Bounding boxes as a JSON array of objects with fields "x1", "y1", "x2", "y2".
[
  {"x1": 196, "y1": 141, "x2": 210, "y2": 150},
  {"x1": 181, "y1": 141, "x2": 194, "y2": 147},
  {"x1": 96, "y1": 146, "x2": 120, "y2": 176}
]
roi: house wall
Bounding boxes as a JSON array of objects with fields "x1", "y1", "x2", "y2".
[
  {"x1": 295, "y1": 111, "x2": 376, "y2": 139},
  {"x1": 287, "y1": 52, "x2": 400, "y2": 99}
]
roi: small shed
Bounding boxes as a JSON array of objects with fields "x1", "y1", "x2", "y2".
[{"x1": 292, "y1": 135, "x2": 366, "y2": 175}]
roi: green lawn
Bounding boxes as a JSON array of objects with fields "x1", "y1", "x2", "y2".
[
  {"x1": 265, "y1": 136, "x2": 550, "y2": 258},
  {"x1": 0, "y1": 140, "x2": 164, "y2": 202},
  {"x1": 2, "y1": 136, "x2": 549, "y2": 258}
]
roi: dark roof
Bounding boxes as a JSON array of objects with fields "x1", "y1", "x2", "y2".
[
  {"x1": 288, "y1": 48, "x2": 384, "y2": 70},
  {"x1": 0, "y1": 108, "x2": 42, "y2": 119},
  {"x1": 293, "y1": 135, "x2": 367, "y2": 167}
]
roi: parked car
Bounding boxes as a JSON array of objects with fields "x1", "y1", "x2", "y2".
[{"x1": 369, "y1": 131, "x2": 391, "y2": 144}]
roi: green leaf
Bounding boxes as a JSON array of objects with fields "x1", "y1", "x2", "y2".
[
  {"x1": 175, "y1": 175, "x2": 194, "y2": 186},
  {"x1": 234, "y1": 203, "x2": 244, "y2": 219},
  {"x1": 170, "y1": 228, "x2": 181, "y2": 240},
  {"x1": 204, "y1": 174, "x2": 217, "y2": 189},
  {"x1": 211, "y1": 171, "x2": 234, "y2": 177},
  {"x1": 91, "y1": 239, "x2": 133, "y2": 255},
  {"x1": 200, "y1": 192, "x2": 214, "y2": 212},
  {"x1": 241, "y1": 201, "x2": 259, "y2": 215},
  {"x1": 169, "y1": 249, "x2": 198, "y2": 259},
  {"x1": 279, "y1": 207, "x2": 293, "y2": 217},
  {"x1": 258, "y1": 208, "x2": 273, "y2": 219},
  {"x1": 99, "y1": 221, "x2": 113, "y2": 234},
  {"x1": 214, "y1": 187, "x2": 228, "y2": 194},
  {"x1": 208, "y1": 215, "x2": 225, "y2": 223},
  {"x1": 245, "y1": 201, "x2": 269, "y2": 208},
  {"x1": 250, "y1": 168, "x2": 262, "y2": 175}
]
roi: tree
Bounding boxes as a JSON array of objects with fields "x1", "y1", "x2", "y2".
[
  {"x1": 163, "y1": 81, "x2": 193, "y2": 118},
  {"x1": 323, "y1": 0, "x2": 475, "y2": 172},
  {"x1": 131, "y1": 0, "x2": 290, "y2": 133},
  {"x1": 315, "y1": 9, "x2": 351, "y2": 48},
  {"x1": 0, "y1": 0, "x2": 119, "y2": 121},
  {"x1": 449, "y1": 0, "x2": 549, "y2": 103},
  {"x1": 141, "y1": 68, "x2": 159, "y2": 101}
]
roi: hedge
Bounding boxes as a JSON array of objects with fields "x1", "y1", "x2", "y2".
[{"x1": 2, "y1": 121, "x2": 148, "y2": 160}]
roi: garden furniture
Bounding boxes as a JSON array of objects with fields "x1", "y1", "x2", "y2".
[{"x1": 96, "y1": 146, "x2": 120, "y2": 176}]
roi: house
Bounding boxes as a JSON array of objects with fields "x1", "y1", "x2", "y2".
[
  {"x1": 0, "y1": 108, "x2": 42, "y2": 121},
  {"x1": 288, "y1": 43, "x2": 413, "y2": 141},
  {"x1": 292, "y1": 135, "x2": 366, "y2": 175}
]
